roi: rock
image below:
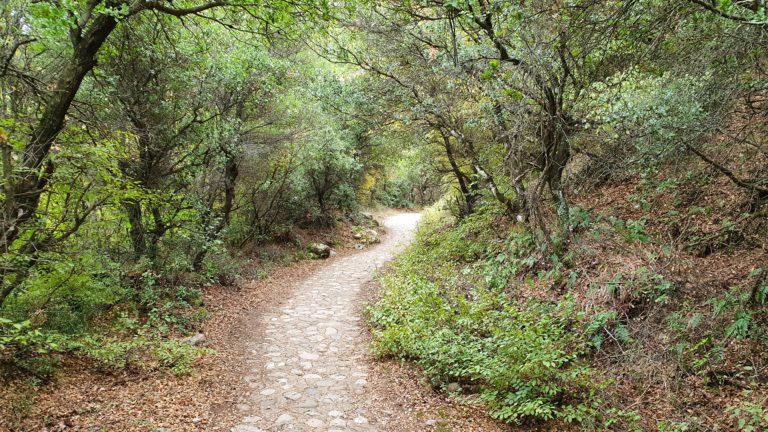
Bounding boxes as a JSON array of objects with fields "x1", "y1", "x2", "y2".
[
  {"x1": 361, "y1": 212, "x2": 379, "y2": 226},
  {"x1": 308, "y1": 243, "x2": 331, "y2": 258},
  {"x1": 351, "y1": 225, "x2": 380, "y2": 244},
  {"x1": 330, "y1": 418, "x2": 346, "y2": 427},
  {"x1": 231, "y1": 426, "x2": 264, "y2": 432},
  {"x1": 284, "y1": 392, "x2": 302, "y2": 400},
  {"x1": 446, "y1": 382, "x2": 461, "y2": 392},
  {"x1": 425, "y1": 419, "x2": 437, "y2": 426},
  {"x1": 274, "y1": 413, "x2": 294, "y2": 427},
  {"x1": 305, "y1": 418, "x2": 324, "y2": 428},
  {"x1": 364, "y1": 229, "x2": 380, "y2": 243},
  {"x1": 296, "y1": 399, "x2": 318, "y2": 408},
  {"x1": 185, "y1": 333, "x2": 206, "y2": 346},
  {"x1": 300, "y1": 352, "x2": 320, "y2": 360}
]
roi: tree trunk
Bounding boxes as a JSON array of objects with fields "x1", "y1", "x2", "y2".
[
  {"x1": 192, "y1": 155, "x2": 238, "y2": 271},
  {"x1": 440, "y1": 131, "x2": 477, "y2": 216},
  {"x1": 124, "y1": 200, "x2": 147, "y2": 259},
  {"x1": 0, "y1": 15, "x2": 118, "y2": 306},
  {"x1": 148, "y1": 206, "x2": 166, "y2": 262},
  {"x1": 546, "y1": 126, "x2": 571, "y2": 245}
]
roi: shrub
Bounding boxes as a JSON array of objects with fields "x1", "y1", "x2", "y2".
[
  {"x1": 727, "y1": 392, "x2": 768, "y2": 432},
  {"x1": 60, "y1": 334, "x2": 212, "y2": 376},
  {"x1": 1, "y1": 252, "x2": 126, "y2": 335},
  {"x1": 367, "y1": 206, "x2": 600, "y2": 425},
  {"x1": 0, "y1": 318, "x2": 60, "y2": 378}
]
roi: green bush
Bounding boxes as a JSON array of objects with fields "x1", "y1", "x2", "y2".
[
  {"x1": 727, "y1": 392, "x2": 768, "y2": 432},
  {"x1": 0, "y1": 318, "x2": 60, "y2": 378},
  {"x1": 60, "y1": 334, "x2": 211, "y2": 376},
  {"x1": 1, "y1": 253, "x2": 126, "y2": 335},
  {"x1": 367, "y1": 207, "x2": 600, "y2": 425},
  {"x1": 0, "y1": 319, "x2": 56, "y2": 354}
]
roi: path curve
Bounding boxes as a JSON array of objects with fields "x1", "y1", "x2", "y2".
[{"x1": 231, "y1": 213, "x2": 421, "y2": 432}]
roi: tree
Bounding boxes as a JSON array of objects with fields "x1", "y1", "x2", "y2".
[{"x1": 0, "y1": 0, "x2": 334, "y2": 305}]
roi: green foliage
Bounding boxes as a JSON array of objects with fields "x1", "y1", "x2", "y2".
[
  {"x1": 657, "y1": 420, "x2": 692, "y2": 432},
  {"x1": 667, "y1": 273, "x2": 767, "y2": 379},
  {"x1": 1, "y1": 319, "x2": 60, "y2": 378},
  {"x1": 727, "y1": 392, "x2": 768, "y2": 432},
  {"x1": 606, "y1": 216, "x2": 651, "y2": 244},
  {"x1": 60, "y1": 334, "x2": 211, "y2": 376},
  {"x1": 1, "y1": 0, "x2": 767, "y2": 429},
  {"x1": 2, "y1": 252, "x2": 126, "y2": 334},
  {"x1": 367, "y1": 207, "x2": 600, "y2": 425}
]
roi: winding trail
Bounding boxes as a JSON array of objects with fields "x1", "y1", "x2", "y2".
[{"x1": 231, "y1": 213, "x2": 421, "y2": 432}]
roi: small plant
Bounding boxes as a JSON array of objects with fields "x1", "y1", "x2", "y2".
[
  {"x1": 59, "y1": 334, "x2": 212, "y2": 375},
  {"x1": 657, "y1": 420, "x2": 691, "y2": 431},
  {"x1": 569, "y1": 205, "x2": 592, "y2": 230},
  {"x1": 608, "y1": 217, "x2": 651, "y2": 243},
  {"x1": 727, "y1": 392, "x2": 768, "y2": 432},
  {"x1": 153, "y1": 340, "x2": 212, "y2": 376},
  {"x1": 603, "y1": 408, "x2": 643, "y2": 432},
  {"x1": 0, "y1": 319, "x2": 57, "y2": 355}
]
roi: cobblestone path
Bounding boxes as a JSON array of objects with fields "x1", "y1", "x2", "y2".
[{"x1": 231, "y1": 213, "x2": 421, "y2": 432}]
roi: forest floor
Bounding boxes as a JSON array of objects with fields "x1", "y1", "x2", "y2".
[{"x1": 1, "y1": 213, "x2": 507, "y2": 432}]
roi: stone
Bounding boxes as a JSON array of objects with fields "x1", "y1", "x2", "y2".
[
  {"x1": 308, "y1": 243, "x2": 331, "y2": 258},
  {"x1": 231, "y1": 426, "x2": 264, "y2": 432},
  {"x1": 365, "y1": 229, "x2": 380, "y2": 244},
  {"x1": 274, "y1": 414, "x2": 294, "y2": 427},
  {"x1": 284, "y1": 392, "x2": 302, "y2": 400},
  {"x1": 300, "y1": 352, "x2": 320, "y2": 360},
  {"x1": 185, "y1": 333, "x2": 206, "y2": 346},
  {"x1": 305, "y1": 418, "x2": 324, "y2": 428},
  {"x1": 353, "y1": 416, "x2": 368, "y2": 424},
  {"x1": 446, "y1": 382, "x2": 461, "y2": 392},
  {"x1": 296, "y1": 399, "x2": 318, "y2": 409}
]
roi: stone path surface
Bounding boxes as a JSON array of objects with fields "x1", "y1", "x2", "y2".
[{"x1": 231, "y1": 213, "x2": 421, "y2": 432}]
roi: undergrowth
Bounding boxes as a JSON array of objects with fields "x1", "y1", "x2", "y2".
[
  {"x1": 368, "y1": 206, "x2": 622, "y2": 428},
  {"x1": 369, "y1": 192, "x2": 768, "y2": 430}
]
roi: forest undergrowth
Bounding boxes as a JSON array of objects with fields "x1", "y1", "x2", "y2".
[{"x1": 369, "y1": 154, "x2": 768, "y2": 431}]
